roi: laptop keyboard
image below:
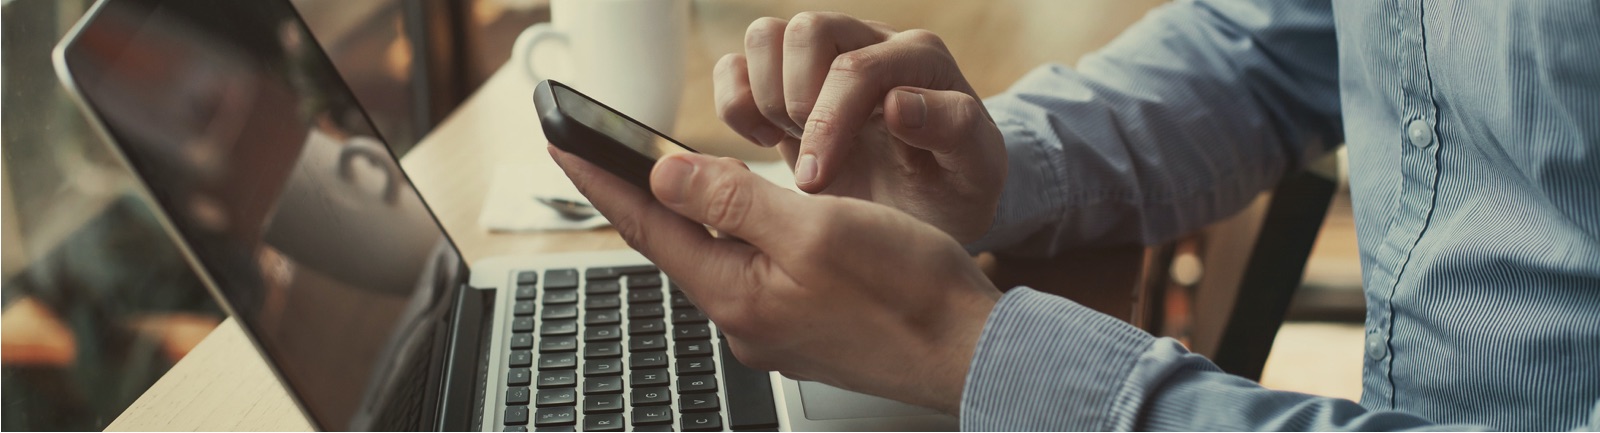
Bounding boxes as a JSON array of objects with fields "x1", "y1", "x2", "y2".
[{"x1": 500, "y1": 266, "x2": 778, "y2": 432}]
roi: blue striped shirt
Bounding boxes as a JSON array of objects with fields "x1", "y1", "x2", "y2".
[{"x1": 961, "y1": 0, "x2": 1600, "y2": 430}]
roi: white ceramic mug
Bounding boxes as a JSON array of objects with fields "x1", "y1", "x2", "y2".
[{"x1": 513, "y1": 0, "x2": 688, "y2": 137}]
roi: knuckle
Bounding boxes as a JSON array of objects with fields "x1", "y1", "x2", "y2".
[
  {"x1": 716, "y1": 88, "x2": 757, "y2": 123},
  {"x1": 829, "y1": 51, "x2": 878, "y2": 77},
  {"x1": 745, "y1": 17, "x2": 785, "y2": 49},
  {"x1": 785, "y1": 11, "x2": 822, "y2": 36},
  {"x1": 703, "y1": 172, "x2": 752, "y2": 231},
  {"x1": 899, "y1": 28, "x2": 947, "y2": 49},
  {"x1": 785, "y1": 101, "x2": 814, "y2": 125}
]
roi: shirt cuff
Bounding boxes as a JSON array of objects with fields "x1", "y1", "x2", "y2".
[
  {"x1": 960, "y1": 287, "x2": 1155, "y2": 431},
  {"x1": 963, "y1": 118, "x2": 1067, "y2": 255}
]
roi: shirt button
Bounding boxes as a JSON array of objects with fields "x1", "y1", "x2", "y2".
[
  {"x1": 1406, "y1": 119, "x2": 1434, "y2": 148},
  {"x1": 1366, "y1": 329, "x2": 1388, "y2": 360}
]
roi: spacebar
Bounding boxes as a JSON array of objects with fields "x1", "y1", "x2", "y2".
[{"x1": 718, "y1": 340, "x2": 779, "y2": 431}]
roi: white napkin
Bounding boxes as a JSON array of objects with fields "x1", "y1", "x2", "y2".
[
  {"x1": 478, "y1": 160, "x2": 799, "y2": 233},
  {"x1": 479, "y1": 164, "x2": 611, "y2": 232}
]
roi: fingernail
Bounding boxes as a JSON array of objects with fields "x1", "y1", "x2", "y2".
[
  {"x1": 794, "y1": 154, "x2": 818, "y2": 185},
  {"x1": 784, "y1": 124, "x2": 804, "y2": 139},
  {"x1": 751, "y1": 125, "x2": 786, "y2": 148},
  {"x1": 895, "y1": 89, "x2": 926, "y2": 129},
  {"x1": 654, "y1": 157, "x2": 696, "y2": 205}
]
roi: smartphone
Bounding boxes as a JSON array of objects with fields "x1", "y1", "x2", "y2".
[{"x1": 534, "y1": 79, "x2": 699, "y2": 191}]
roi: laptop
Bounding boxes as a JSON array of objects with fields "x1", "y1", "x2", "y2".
[{"x1": 53, "y1": 0, "x2": 958, "y2": 430}]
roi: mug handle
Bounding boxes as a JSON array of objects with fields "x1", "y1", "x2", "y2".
[
  {"x1": 512, "y1": 23, "x2": 569, "y2": 82},
  {"x1": 337, "y1": 138, "x2": 400, "y2": 204}
]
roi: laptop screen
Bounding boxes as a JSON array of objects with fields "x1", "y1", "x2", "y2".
[{"x1": 58, "y1": 0, "x2": 466, "y2": 429}]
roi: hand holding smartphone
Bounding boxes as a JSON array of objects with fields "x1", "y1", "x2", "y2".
[{"x1": 533, "y1": 80, "x2": 699, "y2": 191}]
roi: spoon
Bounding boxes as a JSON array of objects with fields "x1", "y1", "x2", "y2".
[{"x1": 535, "y1": 196, "x2": 598, "y2": 221}]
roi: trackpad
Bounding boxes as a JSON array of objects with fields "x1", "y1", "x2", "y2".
[{"x1": 797, "y1": 381, "x2": 940, "y2": 420}]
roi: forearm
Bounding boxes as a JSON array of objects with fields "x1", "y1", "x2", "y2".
[{"x1": 967, "y1": 0, "x2": 1343, "y2": 255}]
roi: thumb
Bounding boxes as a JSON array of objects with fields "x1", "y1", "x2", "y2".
[
  {"x1": 883, "y1": 87, "x2": 1002, "y2": 176},
  {"x1": 650, "y1": 153, "x2": 807, "y2": 251}
]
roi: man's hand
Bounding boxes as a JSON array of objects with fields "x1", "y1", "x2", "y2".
[
  {"x1": 550, "y1": 146, "x2": 1002, "y2": 413},
  {"x1": 713, "y1": 12, "x2": 1006, "y2": 243}
]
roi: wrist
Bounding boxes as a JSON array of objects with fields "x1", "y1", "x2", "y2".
[{"x1": 922, "y1": 278, "x2": 1001, "y2": 414}]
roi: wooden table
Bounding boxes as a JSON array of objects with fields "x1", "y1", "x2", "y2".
[{"x1": 106, "y1": 2, "x2": 1165, "y2": 430}]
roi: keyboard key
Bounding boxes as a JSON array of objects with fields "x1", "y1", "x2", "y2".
[
  {"x1": 585, "y1": 310, "x2": 621, "y2": 326},
  {"x1": 540, "y1": 320, "x2": 577, "y2": 336},
  {"x1": 671, "y1": 308, "x2": 708, "y2": 324},
  {"x1": 630, "y1": 335, "x2": 667, "y2": 352},
  {"x1": 541, "y1": 305, "x2": 577, "y2": 320},
  {"x1": 516, "y1": 284, "x2": 538, "y2": 300},
  {"x1": 517, "y1": 271, "x2": 539, "y2": 285},
  {"x1": 586, "y1": 342, "x2": 623, "y2": 358},
  {"x1": 510, "y1": 333, "x2": 534, "y2": 350},
  {"x1": 676, "y1": 357, "x2": 715, "y2": 375},
  {"x1": 679, "y1": 375, "x2": 717, "y2": 393},
  {"x1": 509, "y1": 350, "x2": 533, "y2": 368},
  {"x1": 512, "y1": 316, "x2": 535, "y2": 332},
  {"x1": 539, "y1": 336, "x2": 577, "y2": 353},
  {"x1": 585, "y1": 326, "x2": 622, "y2": 342},
  {"x1": 628, "y1": 304, "x2": 664, "y2": 319},
  {"x1": 585, "y1": 265, "x2": 656, "y2": 280},
  {"x1": 631, "y1": 406, "x2": 673, "y2": 426},
  {"x1": 505, "y1": 426, "x2": 527, "y2": 432},
  {"x1": 536, "y1": 370, "x2": 576, "y2": 388},
  {"x1": 631, "y1": 387, "x2": 670, "y2": 406},
  {"x1": 680, "y1": 392, "x2": 720, "y2": 412},
  {"x1": 584, "y1": 359, "x2": 624, "y2": 377},
  {"x1": 630, "y1": 369, "x2": 669, "y2": 387},
  {"x1": 543, "y1": 289, "x2": 578, "y2": 305},
  {"x1": 629, "y1": 319, "x2": 666, "y2": 335},
  {"x1": 631, "y1": 351, "x2": 668, "y2": 369},
  {"x1": 506, "y1": 387, "x2": 530, "y2": 405},
  {"x1": 668, "y1": 283, "x2": 683, "y2": 293},
  {"x1": 533, "y1": 406, "x2": 576, "y2": 426},
  {"x1": 675, "y1": 341, "x2": 712, "y2": 357},
  {"x1": 632, "y1": 426, "x2": 672, "y2": 432},
  {"x1": 673, "y1": 324, "x2": 711, "y2": 340},
  {"x1": 532, "y1": 427, "x2": 572, "y2": 432},
  {"x1": 535, "y1": 388, "x2": 576, "y2": 407},
  {"x1": 508, "y1": 368, "x2": 533, "y2": 386},
  {"x1": 583, "y1": 395, "x2": 625, "y2": 414},
  {"x1": 538, "y1": 353, "x2": 575, "y2": 370},
  {"x1": 585, "y1": 280, "x2": 621, "y2": 295},
  {"x1": 583, "y1": 413, "x2": 625, "y2": 432},
  {"x1": 627, "y1": 273, "x2": 663, "y2": 289},
  {"x1": 585, "y1": 294, "x2": 621, "y2": 310},
  {"x1": 682, "y1": 412, "x2": 723, "y2": 431},
  {"x1": 626, "y1": 289, "x2": 663, "y2": 303},
  {"x1": 514, "y1": 300, "x2": 536, "y2": 316},
  {"x1": 544, "y1": 269, "x2": 579, "y2": 289},
  {"x1": 582, "y1": 268, "x2": 617, "y2": 281},
  {"x1": 584, "y1": 376, "x2": 623, "y2": 394},
  {"x1": 504, "y1": 406, "x2": 529, "y2": 425},
  {"x1": 721, "y1": 340, "x2": 779, "y2": 430},
  {"x1": 669, "y1": 292, "x2": 696, "y2": 309}
]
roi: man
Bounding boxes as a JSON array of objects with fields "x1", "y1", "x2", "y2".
[{"x1": 551, "y1": 0, "x2": 1600, "y2": 430}]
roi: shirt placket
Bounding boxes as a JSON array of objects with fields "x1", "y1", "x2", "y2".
[{"x1": 1364, "y1": 0, "x2": 1443, "y2": 409}]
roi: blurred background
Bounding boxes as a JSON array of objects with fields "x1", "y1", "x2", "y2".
[
  {"x1": 1, "y1": 0, "x2": 1365, "y2": 430},
  {"x1": 2, "y1": 0, "x2": 544, "y2": 429}
]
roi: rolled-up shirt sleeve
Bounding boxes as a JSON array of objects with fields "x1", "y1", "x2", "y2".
[
  {"x1": 966, "y1": 0, "x2": 1344, "y2": 255},
  {"x1": 959, "y1": 288, "x2": 1533, "y2": 431}
]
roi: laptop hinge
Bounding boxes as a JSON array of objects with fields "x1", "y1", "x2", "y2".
[{"x1": 436, "y1": 284, "x2": 495, "y2": 431}]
